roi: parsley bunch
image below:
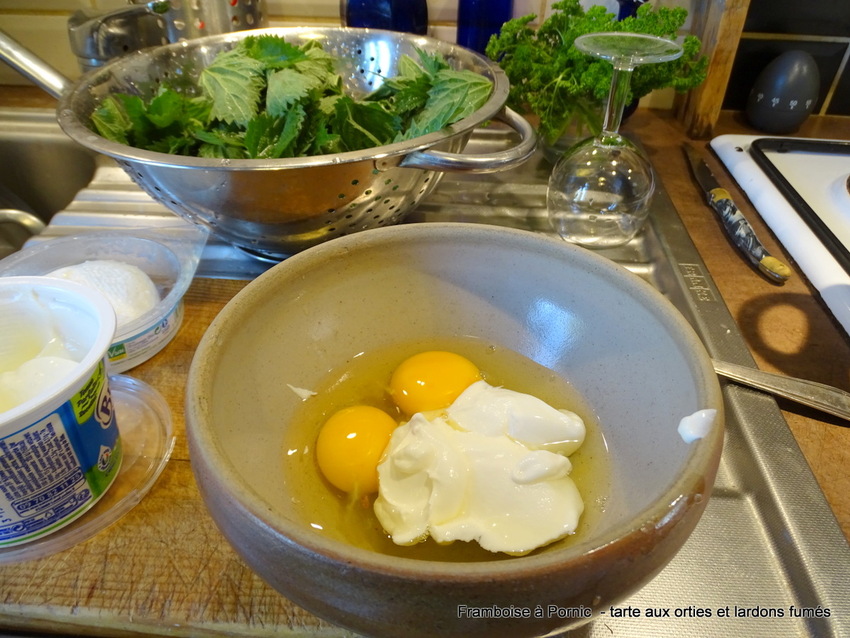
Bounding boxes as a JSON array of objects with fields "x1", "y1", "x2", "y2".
[
  {"x1": 485, "y1": 0, "x2": 707, "y2": 145},
  {"x1": 90, "y1": 35, "x2": 493, "y2": 159}
]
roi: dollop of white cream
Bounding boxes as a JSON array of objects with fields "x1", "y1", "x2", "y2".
[
  {"x1": 447, "y1": 380, "x2": 586, "y2": 455},
  {"x1": 0, "y1": 292, "x2": 80, "y2": 414},
  {"x1": 0, "y1": 355, "x2": 79, "y2": 413},
  {"x1": 374, "y1": 381, "x2": 586, "y2": 555},
  {"x1": 47, "y1": 260, "x2": 159, "y2": 328},
  {"x1": 677, "y1": 408, "x2": 717, "y2": 443}
]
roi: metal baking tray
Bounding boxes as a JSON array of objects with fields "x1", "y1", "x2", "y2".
[{"x1": 26, "y1": 122, "x2": 850, "y2": 637}]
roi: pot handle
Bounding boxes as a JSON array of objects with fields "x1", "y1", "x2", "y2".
[{"x1": 393, "y1": 107, "x2": 537, "y2": 174}]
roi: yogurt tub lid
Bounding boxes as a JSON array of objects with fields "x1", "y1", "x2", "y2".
[
  {"x1": 0, "y1": 227, "x2": 206, "y2": 342},
  {"x1": 0, "y1": 375, "x2": 175, "y2": 564},
  {"x1": 0, "y1": 275, "x2": 116, "y2": 426}
]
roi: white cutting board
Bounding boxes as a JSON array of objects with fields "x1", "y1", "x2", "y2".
[{"x1": 710, "y1": 134, "x2": 850, "y2": 337}]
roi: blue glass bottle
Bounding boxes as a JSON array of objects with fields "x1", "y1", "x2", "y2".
[
  {"x1": 616, "y1": 0, "x2": 647, "y2": 20},
  {"x1": 343, "y1": 0, "x2": 428, "y2": 35},
  {"x1": 456, "y1": 0, "x2": 512, "y2": 54}
]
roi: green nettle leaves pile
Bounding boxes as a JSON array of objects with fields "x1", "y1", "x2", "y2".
[
  {"x1": 485, "y1": 0, "x2": 707, "y2": 145},
  {"x1": 90, "y1": 35, "x2": 493, "y2": 159}
]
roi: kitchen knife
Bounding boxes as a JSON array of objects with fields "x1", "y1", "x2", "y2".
[{"x1": 684, "y1": 145, "x2": 792, "y2": 283}]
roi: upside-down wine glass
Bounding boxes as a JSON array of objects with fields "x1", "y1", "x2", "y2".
[{"x1": 547, "y1": 32, "x2": 683, "y2": 248}]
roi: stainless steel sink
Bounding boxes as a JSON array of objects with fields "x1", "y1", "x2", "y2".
[{"x1": 0, "y1": 107, "x2": 98, "y2": 257}]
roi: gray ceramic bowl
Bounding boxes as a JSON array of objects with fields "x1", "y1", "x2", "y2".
[{"x1": 186, "y1": 223, "x2": 724, "y2": 638}]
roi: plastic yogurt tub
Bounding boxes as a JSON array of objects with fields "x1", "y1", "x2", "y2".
[
  {"x1": 0, "y1": 229, "x2": 205, "y2": 372},
  {"x1": 0, "y1": 276, "x2": 122, "y2": 548}
]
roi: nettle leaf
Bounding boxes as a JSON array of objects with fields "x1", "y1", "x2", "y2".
[
  {"x1": 117, "y1": 94, "x2": 158, "y2": 145},
  {"x1": 244, "y1": 114, "x2": 278, "y2": 158},
  {"x1": 312, "y1": 125, "x2": 342, "y2": 155},
  {"x1": 196, "y1": 125, "x2": 248, "y2": 159},
  {"x1": 146, "y1": 134, "x2": 198, "y2": 155},
  {"x1": 244, "y1": 105, "x2": 307, "y2": 159},
  {"x1": 397, "y1": 54, "x2": 427, "y2": 81},
  {"x1": 274, "y1": 104, "x2": 308, "y2": 157},
  {"x1": 414, "y1": 48, "x2": 450, "y2": 78},
  {"x1": 266, "y1": 68, "x2": 321, "y2": 118},
  {"x1": 387, "y1": 73, "x2": 431, "y2": 119},
  {"x1": 371, "y1": 55, "x2": 432, "y2": 119},
  {"x1": 403, "y1": 69, "x2": 492, "y2": 139},
  {"x1": 240, "y1": 34, "x2": 307, "y2": 69},
  {"x1": 431, "y1": 69, "x2": 492, "y2": 120},
  {"x1": 318, "y1": 94, "x2": 341, "y2": 116},
  {"x1": 91, "y1": 95, "x2": 135, "y2": 144},
  {"x1": 293, "y1": 46, "x2": 340, "y2": 88},
  {"x1": 194, "y1": 127, "x2": 245, "y2": 149},
  {"x1": 294, "y1": 109, "x2": 331, "y2": 156},
  {"x1": 145, "y1": 89, "x2": 186, "y2": 128},
  {"x1": 335, "y1": 96, "x2": 401, "y2": 151},
  {"x1": 199, "y1": 48, "x2": 266, "y2": 126}
]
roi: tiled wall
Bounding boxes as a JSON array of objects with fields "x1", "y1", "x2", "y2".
[{"x1": 0, "y1": 0, "x2": 692, "y2": 107}]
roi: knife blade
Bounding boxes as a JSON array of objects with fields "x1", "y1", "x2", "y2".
[{"x1": 684, "y1": 145, "x2": 791, "y2": 283}]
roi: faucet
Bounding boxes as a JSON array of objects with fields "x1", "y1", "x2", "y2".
[{"x1": 67, "y1": 0, "x2": 170, "y2": 72}]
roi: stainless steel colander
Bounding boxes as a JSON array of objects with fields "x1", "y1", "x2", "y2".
[{"x1": 45, "y1": 27, "x2": 535, "y2": 259}]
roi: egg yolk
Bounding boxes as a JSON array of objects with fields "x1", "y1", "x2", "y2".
[
  {"x1": 389, "y1": 350, "x2": 482, "y2": 415},
  {"x1": 316, "y1": 405, "x2": 396, "y2": 494}
]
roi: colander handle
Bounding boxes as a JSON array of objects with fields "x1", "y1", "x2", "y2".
[
  {"x1": 0, "y1": 29, "x2": 71, "y2": 99},
  {"x1": 393, "y1": 107, "x2": 537, "y2": 174}
]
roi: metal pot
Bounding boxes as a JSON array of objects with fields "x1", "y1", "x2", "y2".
[
  {"x1": 67, "y1": 0, "x2": 269, "y2": 71},
  {"x1": 0, "y1": 27, "x2": 535, "y2": 260}
]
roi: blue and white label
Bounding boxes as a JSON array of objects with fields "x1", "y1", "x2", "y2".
[{"x1": 0, "y1": 362, "x2": 122, "y2": 546}]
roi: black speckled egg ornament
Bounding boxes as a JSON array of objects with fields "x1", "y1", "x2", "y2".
[{"x1": 746, "y1": 50, "x2": 820, "y2": 134}]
